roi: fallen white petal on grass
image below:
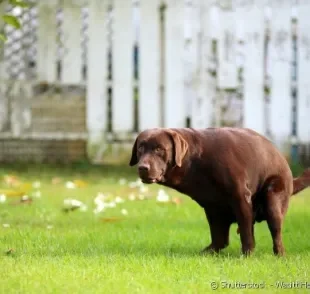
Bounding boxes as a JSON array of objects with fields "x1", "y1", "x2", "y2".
[
  {"x1": 32, "y1": 181, "x2": 41, "y2": 189},
  {"x1": 2, "y1": 224, "x2": 10, "y2": 228},
  {"x1": 104, "y1": 201, "x2": 116, "y2": 208},
  {"x1": 115, "y1": 196, "x2": 124, "y2": 203},
  {"x1": 121, "y1": 209, "x2": 128, "y2": 215},
  {"x1": 65, "y1": 181, "x2": 76, "y2": 189},
  {"x1": 0, "y1": 194, "x2": 6, "y2": 203},
  {"x1": 32, "y1": 191, "x2": 41, "y2": 198},
  {"x1": 157, "y1": 189, "x2": 170, "y2": 203},
  {"x1": 21, "y1": 195, "x2": 30, "y2": 202},
  {"x1": 63, "y1": 198, "x2": 85, "y2": 211},
  {"x1": 93, "y1": 203, "x2": 105, "y2": 214},
  {"x1": 128, "y1": 182, "x2": 137, "y2": 188},
  {"x1": 80, "y1": 204, "x2": 88, "y2": 212},
  {"x1": 128, "y1": 193, "x2": 136, "y2": 201},
  {"x1": 119, "y1": 178, "x2": 127, "y2": 185},
  {"x1": 128, "y1": 178, "x2": 143, "y2": 189},
  {"x1": 94, "y1": 193, "x2": 108, "y2": 206},
  {"x1": 139, "y1": 184, "x2": 148, "y2": 193},
  {"x1": 93, "y1": 193, "x2": 118, "y2": 215}
]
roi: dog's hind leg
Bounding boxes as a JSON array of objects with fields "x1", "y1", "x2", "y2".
[
  {"x1": 264, "y1": 178, "x2": 289, "y2": 256},
  {"x1": 232, "y1": 181, "x2": 255, "y2": 256}
]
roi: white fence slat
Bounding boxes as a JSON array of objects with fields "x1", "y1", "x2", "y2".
[
  {"x1": 0, "y1": 2, "x2": 7, "y2": 132},
  {"x1": 184, "y1": 0, "x2": 199, "y2": 124},
  {"x1": 242, "y1": 1, "x2": 265, "y2": 134},
  {"x1": 139, "y1": 0, "x2": 161, "y2": 130},
  {"x1": 164, "y1": 0, "x2": 186, "y2": 128},
  {"x1": 62, "y1": 2, "x2": 83, "y2": 84},
  {"x1": 217, "y1": 1, "x2": 238, "y2": 89},
  {"x1": 0, "y1": 2, "x2": 6, "y2": 79},
  {"x1": 235, "y1": 0, "x2": 245, "y2": 41},
  {"x1": 37, "y1": 2, "x2": 57, "y2": 83},
  {"x1": 209, "y1": 4, "x2": 220, "y2": 41},
  {"x1": 191, "y1": 0, "x2": 214, "y2": 128},
  {"x1": 112, "y1": 0, "x2": 134, "y2": 133},
  {"x1": 297, "y1": 1, "x2": 310, "y2": 143},
  {"x1": 269, "y1": 0, "x2": 292, "y2": 150},
  {"x1": 86, "y1": 0, "x2": 108, "y2": 143}
]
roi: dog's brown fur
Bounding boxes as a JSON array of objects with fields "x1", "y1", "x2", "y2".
[{"x1": 129, "y1": 127, "x2": 310, "y2": 256}]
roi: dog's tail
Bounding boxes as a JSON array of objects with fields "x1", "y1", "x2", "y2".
[{"x1": 292, "y1": 168, "x2": 310, "y2": 195}]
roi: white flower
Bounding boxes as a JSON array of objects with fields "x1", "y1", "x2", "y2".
[
  {"x1": 63, "y1": 198, "x2": 83, "y2": 209},
  {"x1": 129, "y1": 178, "x2": 143, "y2": 189},
  {"x1": 121, "y1": 209, "x2": 128, "y2": 215},
  {"x1": 129, "y1": 181, "x2": 137, "y2": 188},
  {"x1": 93, "y1": 193, "x2": 116, "y2": 214},
  {"x1": 106, "y1": 201, "x2": 116, "y2": 208},
  {"x1": 139, "y1": 184, "x2": 148, "y2": 193},
  {"x1": 138, "y1": 194, "x2": 145, "y2": 200},
  {"x1": 94, "y1": 193, "x2": 107, "y2": 206},
  {"x1": 157, "y1": 189, "x2": 170, "y2": 202},
  {"x1": 115, "y1": 196, "x2": 124, "y2": 203},
  {"x1": 32, "y1": 181, "x2": 41, "y2": 189},
  {"x1": 32, "y1": 191, "x2": 41, "y2": 198},
  {"x1": 12, "y1": 7, "x2": 22, "y2": 16},
  {"x1": 21, "y1": 195, "x2": 29, "y2": 201},
  {"x1": 119, "y1": 178, "x2": 127, "y2": 185},
  {"x1": 71, "y1": 199, "x2": 83, "y2": 207},
  {"x1": 2, "y1": 224, "x2": 10, "y2": 228},
  {"x1": 129, "y1": 193, "x2": 136, "y2": 201},
  {"x1": 93, "y1": 203, "x2": 105, "y2": 214},
  {"x1": 65, "y1": 181, "x2": 76, "y2": 189},
  {"x1": 80, "y1": 204, "x2": 88, "y2": 212},
  {"x1": 46, "y1": 225, "x2": 53, "y2": 230},
  {"x1": 0, "y1": 194, "x2": 6, "y2": 203}
]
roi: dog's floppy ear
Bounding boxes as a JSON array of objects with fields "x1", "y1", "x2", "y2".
[
  {"x1": 129, "y1": 137, "x2": 138, "y2": 166},
  {"x1": 167, "y1": 130, "x2": 188, "y2": 167}
]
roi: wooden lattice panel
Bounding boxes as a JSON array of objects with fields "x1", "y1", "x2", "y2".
[
  {"x1": 0, "y1": 139, "x2": 87, "y2": 163},
  {"x1": 30, "y1": 94, "x2": 86, "y2": 133}
]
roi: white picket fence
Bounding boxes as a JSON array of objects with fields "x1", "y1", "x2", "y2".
[{"x1": 0, "y1": 0, "x2": 310, "y2": 159}]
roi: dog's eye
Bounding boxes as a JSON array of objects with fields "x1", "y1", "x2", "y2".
[
  {"x1": 138, "y1": 146, "x2": 144, "y2": 152},
  {"x1": 155, "y1": 147, "x2": 161, "y2": 153}
]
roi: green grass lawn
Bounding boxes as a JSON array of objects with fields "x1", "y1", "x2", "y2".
[{"x1": 0, "y1": 164, "x2": 310, "y2": 294}]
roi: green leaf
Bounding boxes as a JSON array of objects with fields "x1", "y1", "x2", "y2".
[
  {"x1": 8, "y1": 0, "x2": 30, "y2": 8},
  {"x1": 0, "y1": 33, "x2": 7, "y2": 42},
  {"x1": 2, "y1": 14, "x2": 21, "y2": 29}
]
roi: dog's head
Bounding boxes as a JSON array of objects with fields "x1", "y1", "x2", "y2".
[{"x1": 129, "y1": 128, "x2": 188, "y2": 184}]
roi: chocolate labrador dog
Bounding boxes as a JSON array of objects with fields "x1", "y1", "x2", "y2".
[{"x1": 129, "y1": 127, "x2": 310, "y2": 256}]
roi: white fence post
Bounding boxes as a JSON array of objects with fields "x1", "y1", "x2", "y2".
[
  {"x1": 0, "y1": 1, "x2": 8, "y2": 132},
  {"x1": 37, "y1": 1, "x2": 57, "y2": 83},
  {"x1": 191, "y1": 0, "x2": 214, "y2": 128},
  {"x1": 62, "y1": 1, "x2": 83, "y2": 84},
  {"x1": 0, "y1": 1, "x2": 5, "y2": 78},
  {"x1": 269, "y1": 0, "x2": 292, "y2": 152},
  {"x1": 242, "y1": 0, "x2": 265, "y2": 134},
  {"x1": 297, "y1": 0, "x2": 310, "y2": 143},
  {"x1": 217, "y1": 0, "x2": 238, "y2": 90},
  {"x1": 139, "y1": 0, "x2": 161, "y2": 130},
  {"x1": 164, "y1": 0, "x2": 186, "y2": 128},
  {"x1": 86, "y1": 0, "x2": 109, "y2": 152},
  {"x1": 184, "y1": 0, "x2": 198, "y2": 126},
  {"x1": 112, "y1": 0, "x2": 134, "y2": 133}
]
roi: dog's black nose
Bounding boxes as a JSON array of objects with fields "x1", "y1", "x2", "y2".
[{"x1": 138, "y1": 164, "x2": 150, "y2": 172}]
